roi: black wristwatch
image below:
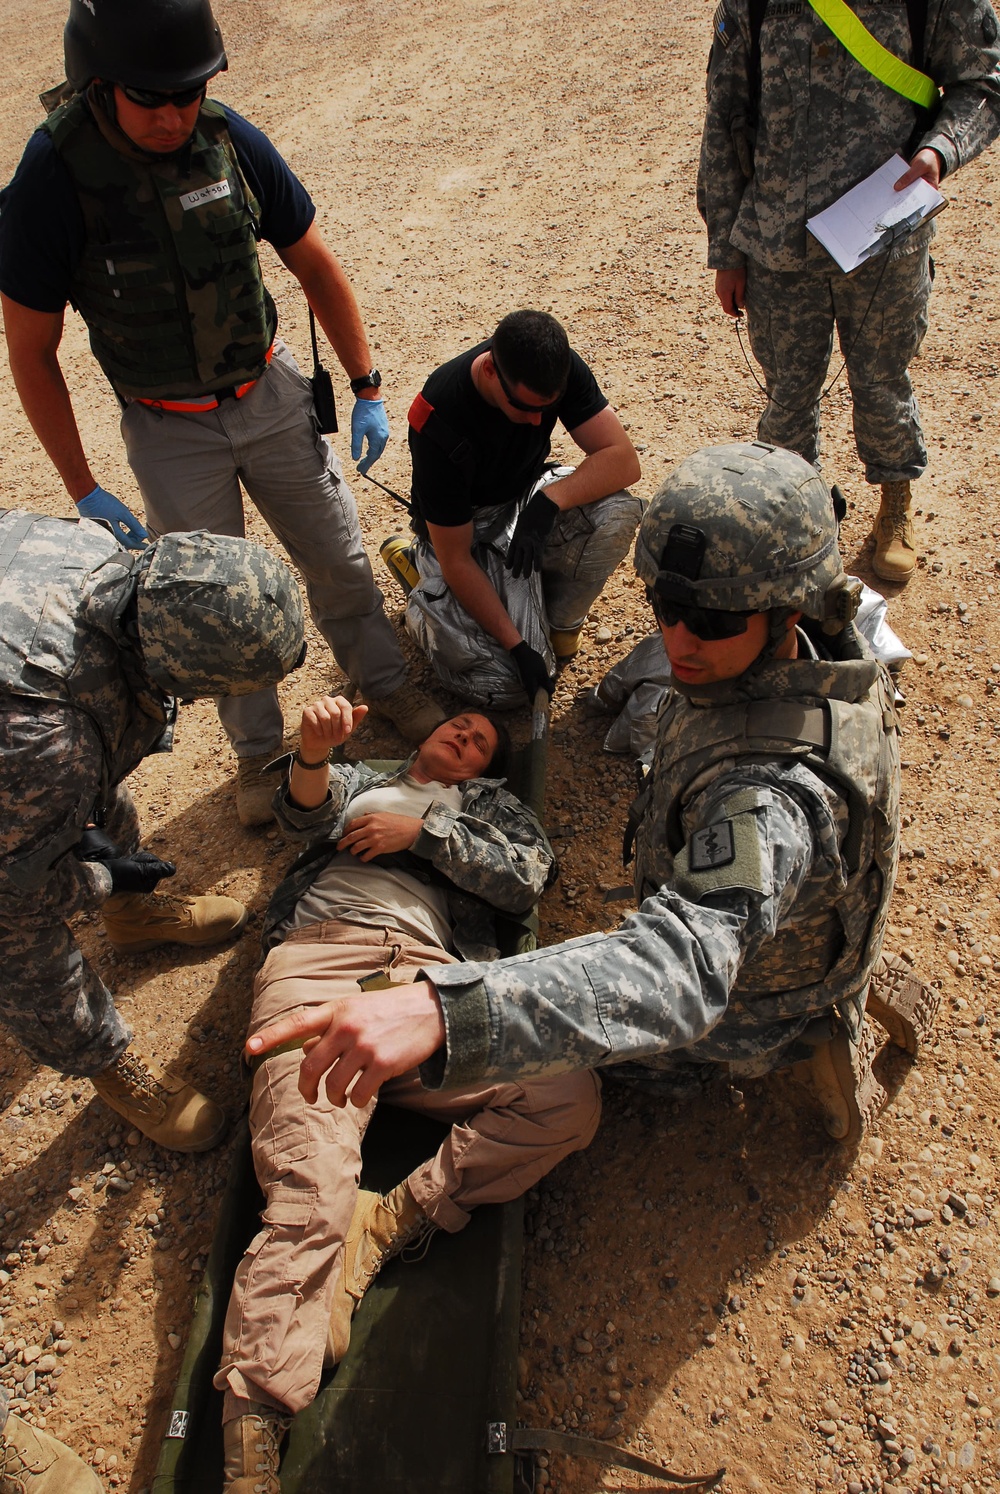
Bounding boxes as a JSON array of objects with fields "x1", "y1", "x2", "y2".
[{"x1": 350, "y1": 369, "x2": 382, "y2": 395}]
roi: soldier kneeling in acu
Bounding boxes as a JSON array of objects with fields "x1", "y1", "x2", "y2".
[
  {"x1": 0, "y1": 509, "x2": 306, "y2": 1161},
  {"x1": 247, "y1": 442, "x2": 939, "y2": 1149}
]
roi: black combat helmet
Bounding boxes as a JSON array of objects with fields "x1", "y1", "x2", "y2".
[{"x1": 64, "y1": 0, "x2": 227, "y2": 94}]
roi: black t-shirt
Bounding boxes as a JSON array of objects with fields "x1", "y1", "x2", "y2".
[{"x1": 407, "y1": 340, "x2": 608, "y2": 536}]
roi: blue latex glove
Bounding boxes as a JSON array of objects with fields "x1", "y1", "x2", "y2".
[
  {"x1": 351, "y1": 397, "x2": 390, "y2": 476},
  {"x1": 76, "y1": 485, "x2": 149, "y2": 550}
]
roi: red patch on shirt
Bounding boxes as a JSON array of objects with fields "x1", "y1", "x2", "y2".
[{"x1": 408, "y1": 391, "x2": 434, "y2": 432}]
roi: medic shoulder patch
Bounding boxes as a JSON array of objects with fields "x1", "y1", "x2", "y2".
[
  {"x1": 713, "y1": 1, "x2": 732, "y2": 47},
  {"x1": 690, "y1": 821, "x2": 736, "y2": 871},
  {"x1": 673, "y1": 809, "x2": 766, "y2": 902}
]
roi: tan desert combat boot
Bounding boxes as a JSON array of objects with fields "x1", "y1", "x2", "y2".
[
  {"x1": 326, "y1": 1182, "x2": 435, "y2": 1366},
  {"x1": 91, "y1": 1050, "x2": 227, "y2": 1152},
  {"x1": 367, "y1": 685, "x2": 447, "y2": 744},
  {"x1": 235, "y1": 752, "x2": 285, "y2": 828},
  {"x1": 101, "y1": 889, "x2": 247, "y2": 954},
  {"x1": 794, "y1": 1019, "x2": 888, "y2": 1147},
  {"x1": 865, "y1": 950, "x2": 940, "y2": 1056},
  {"x1": 871, "y1": 480, "x2": 917, "y2": 583},
  {"x1": 222, "y1": 1402, "x2": 288, "y2": 1494},
  {"x1": 0, "y1": 1397, "x2": 104, "y2": 1494}
]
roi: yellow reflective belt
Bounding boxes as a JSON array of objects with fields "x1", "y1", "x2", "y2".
[{"x1": 807, "y1": 0, "x2": 939, "y2": 110}]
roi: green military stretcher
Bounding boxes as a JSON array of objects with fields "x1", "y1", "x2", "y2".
[{"x1": 152, "y1": 695, "x2": 724, "y2": 1493}]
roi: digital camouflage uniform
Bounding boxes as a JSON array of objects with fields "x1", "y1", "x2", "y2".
[
  {"x1": 425, "y1": 628, "x2": 899, "y2": 1087},
  {"x1": 418, "y1": 443, "x2": 901, "y2": 1092},
  {"x1": 0, "y1": 510, "x2": 301, "y2": 1076},
  {"x1": 697, "y1": 0, "x2": 1000, "y2": 480}
]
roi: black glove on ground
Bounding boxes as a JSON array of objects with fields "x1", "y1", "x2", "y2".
[
  {"x1": 510, "y1": 641, "x2": 555, "y2": 699},
  {"x1": 505, "y1": 491, "x2": 559, "y2": 578}
]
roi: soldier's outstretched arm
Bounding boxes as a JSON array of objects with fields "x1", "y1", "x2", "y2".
[
  {"x1": 918, "y1": 0, "x2": 1000, "y2": 178},
  {"x1": 420, "y1": 772, "x2": 830, "y2": 1088}
]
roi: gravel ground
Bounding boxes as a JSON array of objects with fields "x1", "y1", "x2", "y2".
[{"x1": 1, "y1": 3, "x2": 999, "y2": 1491}]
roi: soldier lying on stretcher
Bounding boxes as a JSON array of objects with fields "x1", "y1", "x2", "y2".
[{"x1": 215, "y1": 696, "x2": 600, "y2": 1493}]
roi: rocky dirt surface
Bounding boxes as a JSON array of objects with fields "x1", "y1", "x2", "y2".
[{"x1": 1, "y1": 2, "x2": 999, "y2": 1491}]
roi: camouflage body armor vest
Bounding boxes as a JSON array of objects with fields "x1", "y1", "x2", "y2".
[
  {"x1": 43, "y1": 94, "x2": 275, "y2": 400},
  {"x1": 632, "y1": 625, "x2": 901, "y2": 1033},
  {"x1": 0, "y1": 512, "x2": 172, "y2": 887}
]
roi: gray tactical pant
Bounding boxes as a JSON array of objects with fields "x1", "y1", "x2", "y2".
[
  {"x1": 746, "y1": 246, "x2": 931, "y2": 484},
  {"x1": 121, "y1": 341, "x2": 408, "y2": 757},
  {"x1": 0, "y1": 785, "x2": 135, "y2": 1076}
]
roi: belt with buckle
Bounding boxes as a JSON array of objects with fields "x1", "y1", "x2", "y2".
[{"x1": 133, "y1": 341, "x2": 275, "y2": 413}]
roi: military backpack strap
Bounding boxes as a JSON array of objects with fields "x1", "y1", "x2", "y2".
[
  {"x1": 0, "y1": 512, "x2": 40, "y2": 574},
  {"x1": 746, "y1": 0, "x2": 768, "y2": 131},
  {"x1": 905, "y1": 0, "x2": 928, "y2": 70},
  {"x1": 408, "y1": 392, "x2": 477, "y2": 484},
  {"x1": 622, "y1": 762, "x2": 654, "y2": 866}
]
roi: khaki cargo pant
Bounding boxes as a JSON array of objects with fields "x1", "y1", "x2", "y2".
[{"x1": 215, "y1": 920, "x2": 601, "y2": 1414}]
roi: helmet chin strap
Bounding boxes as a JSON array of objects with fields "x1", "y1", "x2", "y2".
[
  {"x1": 89, "y1": 80, "x2": 118, "y2": 124},
  {"x1": 760, "y1": 606, "x2": 798, "y2": 663}
]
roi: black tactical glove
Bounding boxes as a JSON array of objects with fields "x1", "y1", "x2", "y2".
[
  {"x1": 505, "y1": 491, "x2": 559, "y2": 579},
  {"x1": 75, "y1": 828, "x2": 176, "y2": 895},
  {"x1": 509, "y1": 641, "x2": 555, "y2": 700}
]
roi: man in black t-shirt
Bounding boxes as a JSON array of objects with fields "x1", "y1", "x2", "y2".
[{"x1": 401, "y1": 310, "x2": 642, "y2": 708}]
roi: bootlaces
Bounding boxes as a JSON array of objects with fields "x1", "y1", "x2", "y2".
[
  {"x1": 138, "y1": 891, "x2": 192, "y2": 917},
  {"x1": 399, "y1": 1217, "x2": 438, "y2": 1264},
  {"x1": 0, "y1": 1433, "x2": 30, "y2": 1487},
  {"x1": 249, "y1": 1414, "x2": 285, "y2": 1482},
  {"x1": 112, "y1": 1051, "x2": 164, "y2": 1103}
]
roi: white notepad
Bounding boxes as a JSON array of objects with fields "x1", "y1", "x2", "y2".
[{"x1": 807, "y1": 154, "x2": 946, "y2": 273}]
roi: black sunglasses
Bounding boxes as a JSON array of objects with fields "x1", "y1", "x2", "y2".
[
  {"x1": 119, "y1": 82, "x2": 206, "y2": 109},
  {"x1": 491, "y1": 355, "x2": 563, "y2": 414},
  {"x1": 649, "y1": 587, "x2": 754, "y2": 641}
]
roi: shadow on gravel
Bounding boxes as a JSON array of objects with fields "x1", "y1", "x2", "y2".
[{"x1": 518, "y1": 1071, "x2": 877, "y2": 1491}]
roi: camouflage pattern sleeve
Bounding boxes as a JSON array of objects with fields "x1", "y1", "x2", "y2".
[
  {"x1": 920, "y1": 0, "x2": 1000, "y2": 177},
  {"x1": 697, "y1": 0, "x2": 753, "y2": 271},
  {"x1": 424, "y1": 766, "x2": 830, "y2": 1088},
  {"x1": 411, "y1": 784, "x2": 556, "y2": 916}
]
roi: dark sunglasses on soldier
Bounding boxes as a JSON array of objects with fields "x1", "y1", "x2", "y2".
[
  {"x1": 490, "y1": 355, "x2": 563, "y2": 414},
  {"x1": 648, "y1": 587, "x2": 754, "y2": 641},
  {"x1": 119, "y1": 82, "x2": 206, "y2": 109}
]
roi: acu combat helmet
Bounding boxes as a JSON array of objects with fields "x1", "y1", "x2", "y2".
[
  {"x1": 65, "y1": 0, "x2": 227, "y2": 94},
  {"x1": 135, "y1": 532, "x2": 305, "y2": 698},
  {"x1": 634, "y1": 441, "x2": 860, "y2": 634}
]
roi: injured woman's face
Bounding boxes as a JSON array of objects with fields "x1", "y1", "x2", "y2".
[{"x1": 411, "y1": 714, "x2": 499, "y2": 785}]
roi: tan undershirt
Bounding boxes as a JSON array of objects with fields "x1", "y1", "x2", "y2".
[{"x1": 289, "y1": 775, "x2": 464, "y2": 949}]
